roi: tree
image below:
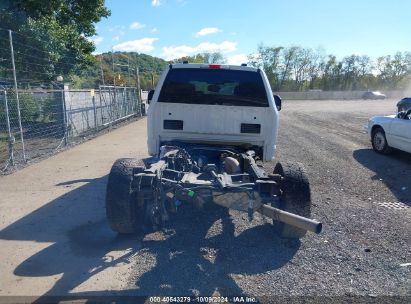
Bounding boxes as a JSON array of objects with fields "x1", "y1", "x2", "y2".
[
  {"x1": 341, "y1": 55, "x2": 360, "y2": 90},
  {"x1": 0, "y1": 0, "x2": 110, "y2": 84},
  {"x1": 279, "y1": 46, "x2": 298, "y2": 90},
  {"x1": 387, "y1": 52, "x2": 411, "y2": 89},
  {"x1": 202, "y1": 52, "x2": 226, "y2": 64},
  {"x1": 291, "y1": 47, "x2": 313, "y2": 90},
  {"x1": 248, "y1": 44, "x2": 283, "y2": 90},
  {"x1": 357, "y1": 55, "x2": 374, "y2": 89},
  {"x1": 171, "y1": 52, "x2": 226, "y2": 64},
  {"x1": 306, "y1": 48, "x2": 326, "y2": 90},
  {"x1": 246, "y1": 45, "x2": 411, "y2": 92},
  {"x1": 72, "y1": 51, "x2": 167, "y2": 90}
]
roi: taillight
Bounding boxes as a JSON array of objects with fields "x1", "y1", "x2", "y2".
[{"x1": 208, "y1": 64, "x2": 221, "y2": 69}]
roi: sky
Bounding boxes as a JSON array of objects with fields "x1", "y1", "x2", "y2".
[{"x1": 92, "y1": 0, "x2": 411, "y2": 64}]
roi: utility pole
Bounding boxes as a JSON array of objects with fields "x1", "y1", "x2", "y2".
[
  {"x1": 136, "y1": 67, "x2": 141, "y2": 100},
  {"x1": 134, "y1": 54, "x2": 141, "y2": 100},
  {"x1": 99, "y1": 56, "x2": 105, "y2": 86},
  {"x1": 111, "y1": 48, "x2": 116, "y2": 87},
  {"x1": 127, "y1": 56, "x2": 131, "y2": 87},
  {"x1": 111, "y1": 47, "x2": 117, "y2": 123},
  {"x1": 151, "y1": 55, "x2": 155, "y2": 89}
]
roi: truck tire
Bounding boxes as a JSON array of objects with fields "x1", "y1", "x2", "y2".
[
  {"x1": 272, "y1": 162, "x2": 311, "y2": 239},
  {"x1": 106, "y1": 158, "x2": 145, "y2": 234}
]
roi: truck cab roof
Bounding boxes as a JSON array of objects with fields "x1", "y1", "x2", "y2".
[{"x1": 170, "y1": 63, "x2": 259, "y2": 72}]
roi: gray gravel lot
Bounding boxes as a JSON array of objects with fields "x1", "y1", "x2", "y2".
[{"x1": 0, "y1": 99, "x2": 409, "y2": 302}]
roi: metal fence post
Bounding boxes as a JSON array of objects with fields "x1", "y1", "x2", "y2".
[
  {"x1": 9, "y1": 29, "x2": 26, "y2": 161},
  {"x1": 108, "y1": 87, "x2": 113, "y2": 130},
  {"x1": 61, "y1": 88, "x2": 68, "y2": 146},
  {"x1": 3, "y1": 90, "x2": 14, "y2": 166},
  {"x1": 134, "y1": 88, "x2": 138, "y2": 115},
  {"x1": 123, "y1": 87, "x2": 126, "y2": 116},
  {"x1": 99, "y1": 86, "x2": 104, "y2": 126},
  {"x1": 92, "y1": 94, "x2": 97, "y2": 129},
  {"x1": 136, "y1": 66, "x2": 142, "y2": 116},
  {"x1": 131, "y1": 89, "x2": 138, "y2": 115}
]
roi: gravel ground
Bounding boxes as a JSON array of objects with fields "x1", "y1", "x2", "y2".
[{"x1": 0, "y1": 99, "x2": 409, "y2": 303}]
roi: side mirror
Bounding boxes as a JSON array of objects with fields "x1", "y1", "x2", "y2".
[
  {"x1": 148, "y1": 90, "x2": 155, "y2": 104},
  {"x1": 274, "y1": 94, "x2": 282, "y2": 111}
]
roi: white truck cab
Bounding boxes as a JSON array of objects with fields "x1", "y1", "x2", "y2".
[{"x1": 147, "y1": 63, "x2": 279, "y2": 161}]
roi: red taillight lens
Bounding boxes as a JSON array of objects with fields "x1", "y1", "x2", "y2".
[{"x1": 208, "y1": 64, "x2": 221, "y2": 69}]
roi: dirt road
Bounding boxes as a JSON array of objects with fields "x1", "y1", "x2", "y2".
[{"x1": 0, "y1": 99, "x2": 410, "y2": 301}]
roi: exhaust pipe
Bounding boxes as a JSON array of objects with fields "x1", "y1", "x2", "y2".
[{"x1": 257, "y1": 204, "x2": 322, "y2": 234}]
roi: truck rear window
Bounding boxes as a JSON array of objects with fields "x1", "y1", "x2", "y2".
[{"x1": 158, "y1": 68, "x2": 269, "y2": 107}]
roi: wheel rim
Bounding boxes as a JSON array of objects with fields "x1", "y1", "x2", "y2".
[{"x1": 373, "y1": 132, "x2": 386, "y2": 151}]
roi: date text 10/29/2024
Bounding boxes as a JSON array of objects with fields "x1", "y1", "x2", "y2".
[{"x1": 149, "y1": 296, "x2": 258, "y2": 303}]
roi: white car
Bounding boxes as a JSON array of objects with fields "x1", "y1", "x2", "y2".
[{"x1": 368, "y1": 109, "x2": 411, "y2": 154}]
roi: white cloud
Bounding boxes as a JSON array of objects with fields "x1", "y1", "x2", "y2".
[
  {"x1": 112, "y1": 36, "x2": 120, "y2": 42},
  {"x1": 161, "y1": 41, "x2": 237, "y2": 60},
  {"x1": 89, "y1": 36, "x2": 104, "y2": 45},
  {"x1": 108, "y1": 25, "x2": 125, "y2": 32},
  {"x1": 113, "y1": 38, "x2": 158, "y2": 52},
  {"x1": 152, "y1": 0, "x2": 161, "y2": 6},
  {"x1": 177, "y1": 0, "x2": 188, "y2": 6},
  {"x1": 129, "y1": 21, "x2": 146, "y2": 30},
  {"x1": 151, "y1": 27, "x2": 158, "y2": 33},
  {"x1": 195, "y1": 27, "x2": 221, "y2": 38},
  {"x1": 227, "y1": 54, "x2": 248, "y2": 65}
]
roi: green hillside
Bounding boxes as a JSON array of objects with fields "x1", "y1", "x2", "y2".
[{"x1": 71, "y1": 52, "x2": 168, "y2": 90}]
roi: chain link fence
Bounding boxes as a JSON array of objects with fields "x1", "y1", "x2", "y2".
[
  {"x1": 0, "y1": 29, "x2": 145, "y2": 173},
  {"x1": 0, "y1": 85, "x2": 143, "y2": 172}
]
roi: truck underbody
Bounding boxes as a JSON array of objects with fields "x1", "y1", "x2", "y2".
[{"x1": 106, "y1": 142, "x2": 322, "y2": 239}]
